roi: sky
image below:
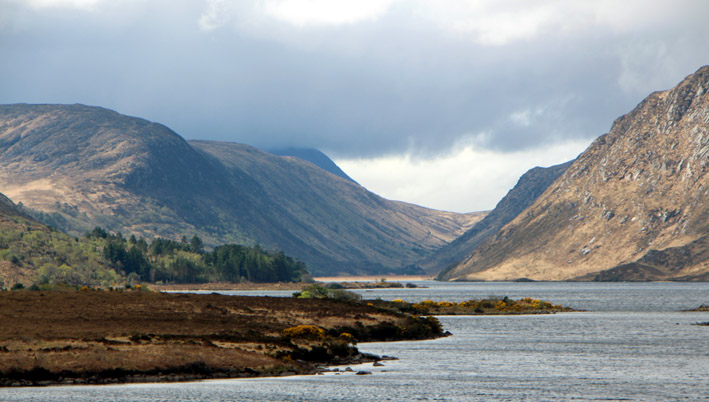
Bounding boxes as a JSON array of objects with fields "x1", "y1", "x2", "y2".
[{"x1": 1, "y1": 0, "x2": 708, "y2": 212}]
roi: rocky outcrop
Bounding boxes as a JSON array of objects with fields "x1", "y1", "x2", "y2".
[
  {"x1": 441, "y1": 65, "x2": 709, "y2": 281},
  {"x1": 578, "y1": 236, "x2": 709, "y2": 281}
]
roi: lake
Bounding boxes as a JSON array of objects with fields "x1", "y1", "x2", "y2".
[{"x1": 2, "y1": 282, "x2": 708, "y2": 401}]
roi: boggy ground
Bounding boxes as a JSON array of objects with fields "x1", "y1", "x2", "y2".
[{"x1": 0, "y1": 290, "x2": 444, "y2": 387}]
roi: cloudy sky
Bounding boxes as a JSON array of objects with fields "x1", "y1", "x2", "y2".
[{"x1": 1, "y1": 0, "x2": 708, "y2": 212}]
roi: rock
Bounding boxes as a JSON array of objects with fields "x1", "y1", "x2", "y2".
[{"x1": 356, "y1": 371, "x2": 372, "y2": 375}]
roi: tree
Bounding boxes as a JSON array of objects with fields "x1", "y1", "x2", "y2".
[
  {"x1": 87, "y1": 227, "x2": 108, "y2": 239},
  {"x1": 189, "y1": 235, "x2": 204, "y2": 254}
]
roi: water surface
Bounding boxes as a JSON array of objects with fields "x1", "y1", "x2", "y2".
[{"x1": 2, "y1": 282, "x2": 708, "y2": 401}]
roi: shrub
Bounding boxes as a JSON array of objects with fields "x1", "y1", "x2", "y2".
[
  {"x1": 338, "y1": 332, "x2": 356, "y2": 343},
  {"x1": 283, "y1": 325, "x2": 325, "y2": 339},
  {"x1": 296, "y1": 284, "x2": 362, "y2": 301}
]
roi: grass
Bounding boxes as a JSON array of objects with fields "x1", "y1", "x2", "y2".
[
  {"x1": 371, "y1": 296, "x2": 575, "y2": 315},
  {"x1": 0, "y1": 289, "x2": 446, "y2": 386}
]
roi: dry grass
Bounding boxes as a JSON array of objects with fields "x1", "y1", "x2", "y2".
[{"x1": 0, "y1": 289, "x2": 438, "y2": 386}]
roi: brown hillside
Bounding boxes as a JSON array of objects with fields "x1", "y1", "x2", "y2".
[
  {"x1": 425, "y1": 161, "x2": 572, "y2": 276},
  {"x1": 442, "y1": 65, "x2": 709, "y2": 281},
  {"x1": 0, "y1": 104, "x2": 482, "y2": 276}
]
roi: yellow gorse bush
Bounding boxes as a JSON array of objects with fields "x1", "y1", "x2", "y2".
[{"x1": 282, "y1": 325, "x2": 325, "y2": 339}]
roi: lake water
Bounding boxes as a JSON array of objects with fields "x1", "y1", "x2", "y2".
[{"x1": 2, "y1": 282, "x2": 708, "y2": 401}]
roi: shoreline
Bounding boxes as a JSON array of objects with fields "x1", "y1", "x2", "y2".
[
  {"x1": 0, "y1": 289, "x2": 578, "y2": 388},
  {"x1": 0, "y1": 352, "x2": 386, "y2": 388},
  {"x1": 151, "y1": 278, "x2": 429, "y2": 292},
  {"x1": 314, "y1": 275, "x2": 434, "y2": 282},
  {"x1": 0, "y1": 290, "x2": 445, "y2": 387}
]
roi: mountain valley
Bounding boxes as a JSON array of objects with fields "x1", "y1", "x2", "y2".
[{"x1": 0, "y1": 104, "x2": 483, "y2": 276}]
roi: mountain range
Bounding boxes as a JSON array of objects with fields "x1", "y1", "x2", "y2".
[
  {"x1": 2, "y1": 65, "x2": 707, "y2": 281},
  {"x1": 441, "y1": 65, "x2": 709, "y2": 281},
  {"x1": 0, "y1": 104, "x2": 484, "y2": 276}
]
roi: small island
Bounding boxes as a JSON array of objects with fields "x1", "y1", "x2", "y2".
[
  {"x1": 686, "y1": 304, "x2": 709, "y2": 312},
  {"x1": 370, "y1": 296, "x2": 575, "y2": 315}
]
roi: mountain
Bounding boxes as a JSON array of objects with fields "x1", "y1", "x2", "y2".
[
  {"x1": 188, "y1": 140, "x2": 485, "y2": 274},
  {"x1": 441, "y1": 65, "x2": 709, "y2": 281},
  {"x1": 422, "y1": 161, "x2": 572, "y2": 276},
  {"x1": 0, "y1": 104, "x2": 483, "y2": 276},
  {"x1": 268, "y1": 147, "x2": 357, "y2": 184}
]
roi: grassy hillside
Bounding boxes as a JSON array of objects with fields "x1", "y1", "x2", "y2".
[
  {"x1": 0, "y1": 214, "x2": 120, "y2": 288},
  {"x1": 1, "y1": 190, "x2": 310, "y2": 287},
  {"x1": 0, "y1": 104, "x2": 481, "y2": 275}
]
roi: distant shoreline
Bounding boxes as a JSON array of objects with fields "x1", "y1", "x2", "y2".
[
  {"x1": 152, "y1": 276, "x2": 433, "y2": 292},
  {"x1": 315, "y1": 275, "x2": 434, "y2": 282}
]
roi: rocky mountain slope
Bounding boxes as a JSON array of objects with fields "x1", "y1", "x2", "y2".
[
  {"x1": 441, "y1": 65, "x2": 709, "y2": 281},
  {"x1": 422, "y1": 161, "x2": 572, "y2": 276},
  {"x1": 0, "y1": 104, "x2": 483, "y2": 275}
]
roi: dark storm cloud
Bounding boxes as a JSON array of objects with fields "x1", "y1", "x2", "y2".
[{"x1": 1, "y1": 0, "x2": 708, "y2": 158}]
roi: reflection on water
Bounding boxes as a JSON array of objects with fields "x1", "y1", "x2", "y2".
[{"x1": 2, "y1": 282, "x2": 708, "y2": 401}]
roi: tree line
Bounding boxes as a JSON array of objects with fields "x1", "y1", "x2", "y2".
[{"x1": 87, "y1": 227, "x2": 310, "y2": 284}]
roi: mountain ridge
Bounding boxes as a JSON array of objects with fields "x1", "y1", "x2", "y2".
[
  {"x1": 0, "y1": 103, "x2": 484, "y2": 276},
  {"x1": 268, "y1": 147, "x2": 357, "y2": 184},
  {"x1": 426, "y1": 160, "x2": 573, "y2": 276},
  {"x1": 441, "y1": 65, "x2": 709, "y2": 281}
]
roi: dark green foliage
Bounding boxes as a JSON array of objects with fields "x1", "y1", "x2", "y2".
[
  {"x1": 203, "y1": 245, "x2": 308, "y2": 283},
  {"x1": 189, "y1": 235, "x2": 204, "y2": 254},
  {"x1": 149, "y1": 237, "x2": 189, "y2": 256},
  {"x1": 87, "y1": 227, "x2": 109, "y2": 239},
  {"x1": 293, "y1": 284, "x2": 362, "y2": 301},
  {"x1": 92, "y1": 228, "x2": 308, "y2": 284},
  {"x1": 3, "y1": 221, "x2": 308, "y2": 286}
]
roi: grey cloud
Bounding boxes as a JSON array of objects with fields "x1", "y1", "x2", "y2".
[{"x1": 1, "y1": 1, "x2": 708, "y2": 158}]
